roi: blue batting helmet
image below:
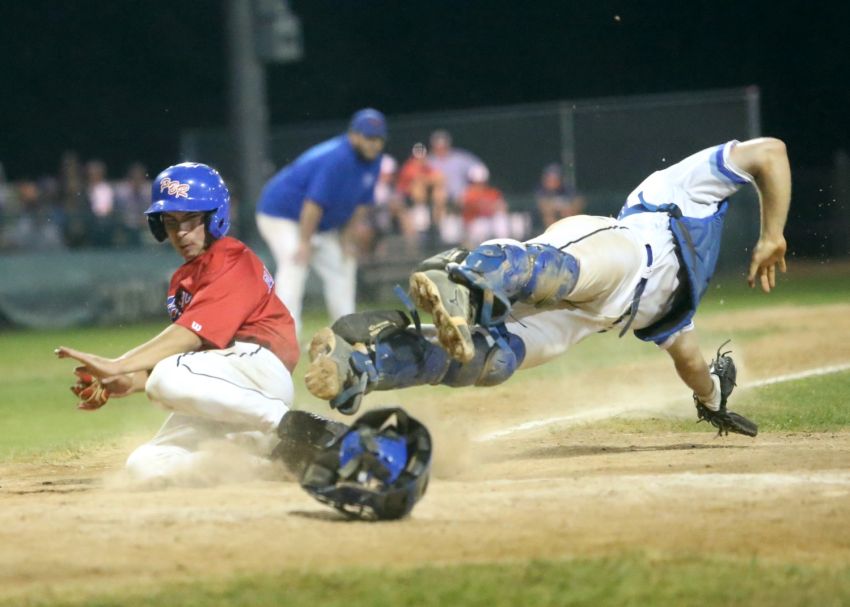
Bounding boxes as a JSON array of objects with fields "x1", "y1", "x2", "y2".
[
  {"x1": 300, "y1": 407, "x2": 432, "y2": 521},
  {"x1": 145, "y1": 163, "x2": 231, "y2": 242}
]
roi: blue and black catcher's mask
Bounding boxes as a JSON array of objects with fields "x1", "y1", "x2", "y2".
[{"x1": 300, "y1": 407, "x2": 432, "y2": 521}]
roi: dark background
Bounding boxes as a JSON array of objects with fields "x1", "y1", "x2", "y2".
[{"x1": 1, "y1": 0, "x2": 848, "y2": 179}]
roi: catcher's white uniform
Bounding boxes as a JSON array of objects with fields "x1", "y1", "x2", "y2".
[{"x1": 505, "y1": 140, "x2": 754, "y2": 369}]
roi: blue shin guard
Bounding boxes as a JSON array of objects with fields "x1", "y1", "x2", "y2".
[
  {"x1": 330, "y1": 326, "x2": 525, "y2": 414},
  {"x1": 448, "y1": 242, "x2": 579, "y2": 325}
]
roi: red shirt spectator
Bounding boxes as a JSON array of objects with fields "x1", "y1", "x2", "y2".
[{"x1": 461, "y1": 163, "x2": 507, "y2": 223}]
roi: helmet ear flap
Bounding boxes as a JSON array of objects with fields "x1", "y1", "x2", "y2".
[
  {"x1": 206, "y1": 205, "x2": 231, "y2": 240},
  {"x1": 147, "y1": 214, "x2": 167, "y2": 242}
]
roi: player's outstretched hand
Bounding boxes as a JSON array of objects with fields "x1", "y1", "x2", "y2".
[
  {"x1": 747, "y1": 235, "x2": 787, "y2": 293},
  {"x1": 54, "y1": 346, "x2": 121, "y2": 379}
]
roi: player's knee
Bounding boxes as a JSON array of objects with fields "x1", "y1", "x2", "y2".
[
  {"x1": 522, "y1": 244, "x2": 579, "y2": 305},
  {"x1": 453, "y1": 241, "x2": 578, "y2": 308},
  {"x1": 125, "y1": 444, "x2": 185, "y2": 482},
  {"x1": 145, "y1": 356, "x2": 189, "y2": 406}
]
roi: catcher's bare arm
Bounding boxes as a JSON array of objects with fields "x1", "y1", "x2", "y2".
[
  {"x1": 665, "y1": 330, "x2": 714, "y2": 402},
  {"x1": 728, "y1": 138, "x2": 791, "y2": 292}
]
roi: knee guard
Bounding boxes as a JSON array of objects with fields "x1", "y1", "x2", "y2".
[{"x1": 448, "y1": 241, "x2": 580, "y2": 325}]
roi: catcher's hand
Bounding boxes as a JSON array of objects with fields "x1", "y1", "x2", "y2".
[
  {"x1": 694, "y1": 340, "x2": 758, "y2": 437},
  {"x1": 70, "y1": 368, "x2": 110, "y2": 411}
]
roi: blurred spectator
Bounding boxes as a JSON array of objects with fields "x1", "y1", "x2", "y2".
[
  {"x1": 85, "y1": 160, "x2": 117, "y2": 247},
  {"x1": 8, "y1": 179, "x2": 64, "y2": 251},
  {"x1": 372, "y1": 155, "x2": 399, "y2": 236},
  {"x1": 461, "y1": 163, "x2": 510, "y2": 247},
  {"x1": 427, "y1": 129, "x2": 482, "y2": 203},
  {"x1": 369, "y1": 154, "x2": 419, "y2": 257},
  {"x1": 427, "y1": 129, "x2": 482, "y2": 245},
  {"x1": 345, "y1": 156, "x2": 401, "y2": 260},
  {"x1": 398, "y1": 142, "x2": 447, "y2": 246},
  {"x1": 0, "y1": 162, "x2": 10, "y2": 213},
  {"x1": 36, "y1": 175, "x2": 66, "y2": 249},
  {"x1": 10, "y1": 180, "x2": 38, "y2": 248},
  {"x1": 59, "y1": 151, "x2": 91, "y2": 248},
  {"x1": 114, "y1": 162, "x2": 152, "y2": 246},
  {"x1": 535, "y1": 163, "x2": 585, "y2": 229}
]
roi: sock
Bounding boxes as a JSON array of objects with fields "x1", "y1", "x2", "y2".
[{"x1": 696, "y1": 374, "x2": 722, "y2": 411}]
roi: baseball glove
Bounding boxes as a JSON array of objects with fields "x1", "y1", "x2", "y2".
[
  {"x1": 70, "y1": 368, "x2": 110, "y2": 411},
  {"x1": 694, "y1": 340, "x2": 758, "y2": 437}
]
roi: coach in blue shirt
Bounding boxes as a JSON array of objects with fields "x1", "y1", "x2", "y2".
[{"x1": 256, "y1": 108, "x2": 386, "y2": 334}]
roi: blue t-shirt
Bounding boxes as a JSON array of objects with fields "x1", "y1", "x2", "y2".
[{"x1": 257, "y1": 135, "x2": 380, "y2": 231}]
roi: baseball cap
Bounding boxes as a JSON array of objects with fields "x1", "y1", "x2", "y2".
[
  {"x1": 349, "y1": 108, "x2": 387, "y2": 139},
  {"x1": 467, "y1": 163, "x2": 490, "y2": 183}
]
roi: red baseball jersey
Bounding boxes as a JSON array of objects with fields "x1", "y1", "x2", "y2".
[{"x1": 166, "y1": 237, "x2": 299, "y2": 371}]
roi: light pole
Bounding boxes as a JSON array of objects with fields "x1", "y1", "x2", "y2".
[{"x1": 225, "y1": 0, "x2": 302, "y2": 241}]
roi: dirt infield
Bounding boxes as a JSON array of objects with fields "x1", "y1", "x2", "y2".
[{"x1": 2, "y1": 303, "x2": 850, "y2": 603}]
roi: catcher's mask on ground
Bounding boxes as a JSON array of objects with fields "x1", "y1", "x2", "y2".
[{"x1": 300, "y1": 407, "x2": 432, "y2": 521}]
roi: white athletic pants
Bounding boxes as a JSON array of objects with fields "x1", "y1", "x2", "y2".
[
  {"x1": 256, "y1": 213, "x2": 357, "y2": 335},
  {"x1": 125, "y1": 342, "x2": 294, "y2": 481},
  {"x1": 500, "y1": 216, "x2": 651, "y2": 369}
]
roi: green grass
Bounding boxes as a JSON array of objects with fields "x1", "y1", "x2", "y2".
[
  {"x1": 594, "y1": 370, "x2": 850, "y2": 434},
  {"x1": 17, "y1": 554, "x2": 850, "y2": 607},
  {"x1": 744, "y1": 371, "x2": 850, "y2": 431},
  {"x1": 701, "y1": 261, "x2": 850, "y2": 312},
  {"x1": 0, "y1": 323, "x2": 166, "y2": 459}
]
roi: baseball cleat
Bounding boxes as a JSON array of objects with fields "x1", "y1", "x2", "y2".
[
  {"x1": 409, "y1": 269, "x2": 475, "y2": 363},
  {"x1": 305, "y1": 327, "x2": 350, "y2": 400},
  {"x1": 305, "y1": 327, "x2": 367, "y2": 401},
  {"x1": 272, "y1": 409, "x2": 349, "y2": 478}
]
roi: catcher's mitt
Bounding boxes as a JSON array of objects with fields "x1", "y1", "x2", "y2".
[
  {"x1": 694, "y1": 340, "x2": 758, "y2": 437},
  {"x1": 71, "y1": 368, "x2": 110, "y2": 411}
]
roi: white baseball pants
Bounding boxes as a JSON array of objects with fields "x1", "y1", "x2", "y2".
[
  {"x1": 256, "y1": 213, "x2": 356, "y2": 335},
  {"x1": 125, "y1": 342, "x2": 293, "y2": 481}
]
